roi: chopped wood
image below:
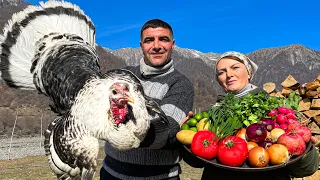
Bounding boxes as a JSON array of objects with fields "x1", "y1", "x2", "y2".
[
  {"x1": 269, "y1": 92, "x2": 284, "y2": 98},
  {"x1": 305, "y1": 80, "x2": 320, "y2": 91},
  {"x1": 281, "y1": 74, "x2": 299, "y2": 88},
  {"x1": 317, "y1": 87, "x2": 320, "y2": 94},
  {"x1": 288, "y1": 83, "x2": 300, "y2": 90},
  {"x1": 315, "y1": 74, "x2": 320, "y2": 83},
  {"x1": 263, "y1": 82, "x2": 276, "y2": 93},
  {"x1": 306, "y1": 90, "x2": 319, "y2": 98},
  {"x1": 299, "y1": 98, "x2": 311, "y2": 111},
  {"x1": 281, "y1": 87, "x2": 293, "y2": 96},
  {"x1": 314, "y1": 115, "x2": 320, "y2": 126},
  {"x1": 298, "y1": 86, "x2": 307, "y2": 96},
  {"x1": 311, "y1": 99, "x2": 320, "y2": 109},
  {"x1": 303, "y1": 110, "x2": 320, "y2": 118},
  {"x1": 308, "y1": 122, "x2": 320, "y2": 134}
]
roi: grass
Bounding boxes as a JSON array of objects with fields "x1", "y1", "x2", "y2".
[
  {"x1": 0, "y1": 149, "x2": 319, "y2": 180},
  {"x1": 0, "y1": 154, "x2": 203, "y2": 180}
]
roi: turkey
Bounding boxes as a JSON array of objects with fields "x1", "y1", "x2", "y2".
[{"x1": 0, "y1": 1, "x2": 166, "y2": 179}]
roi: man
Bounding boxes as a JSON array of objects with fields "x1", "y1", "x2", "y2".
[{"x1": 100, "y1": 19, "x2": 194, "y2": 179}]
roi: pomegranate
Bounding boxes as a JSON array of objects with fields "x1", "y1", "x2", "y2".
[
  {"x1": 277, "y1": 133, "x2": 306, "y2": 156},
  {"x1": 287, "y1": 121, "x2": 300, "y2": 131},
  {"x1": 286, "y1": 118, "x2": 297, "y2": 125},
  {"x1": 286, "y1": 123, "x2": 312, "y2": 143},
  {"x1": 295, "y1": 126, "x2": 312, "y2": 143}
]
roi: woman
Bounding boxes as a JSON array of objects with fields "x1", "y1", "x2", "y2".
[{"x1": 182, "y1": 51, "x2": 319, "y2": 180}]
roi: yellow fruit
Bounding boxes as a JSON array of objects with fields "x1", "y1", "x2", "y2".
[
  {"x1": 176, "y1": 130, "x2": 197, "y2": 145},
  {"x1": 197, "y1": 118, "x2": 210, "y2": 131}
]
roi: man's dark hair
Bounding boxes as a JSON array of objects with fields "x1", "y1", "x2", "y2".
[{"x1": 140, "y1": 19, "x2": 173, "y2": 39}]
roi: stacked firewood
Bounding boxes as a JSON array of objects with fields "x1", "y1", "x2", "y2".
[{"x1": 263, "y1": 74, "x2": 320, "y2": 136}]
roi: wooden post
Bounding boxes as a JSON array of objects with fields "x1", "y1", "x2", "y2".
[{"x1": 8, "y1": 109, "x2": 18, "y2": 160}]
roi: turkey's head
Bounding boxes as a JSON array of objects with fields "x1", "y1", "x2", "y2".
[{"x1": 109, "y1": 82, "x2": 134, "y2": 125}]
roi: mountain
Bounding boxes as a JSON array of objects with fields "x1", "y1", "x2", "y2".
[
  {"x1": 0, "y1": 1, "x2": 319, "y2": 136},
  {"x1": 248, "y1": 44, "x2": 320, "y2": 90},
  {"x1": 107, "y1": 47, "x2": 222, "y2": 109}
]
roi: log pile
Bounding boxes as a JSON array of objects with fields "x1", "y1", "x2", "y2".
[{"x1": 263, "y1": 74, "x2": 320, "y2": 136}]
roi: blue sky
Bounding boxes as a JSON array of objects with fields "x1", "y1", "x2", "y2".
[{"x1": 26, "y1": 0, "x2": 320, "y2": 54}]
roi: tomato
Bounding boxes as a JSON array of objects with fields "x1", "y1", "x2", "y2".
[
  {"x1": 191, "y1": 131, "x2": 218, "y2": 159},
  {"x1": 217, "y1": 136, "x2": 248, "y2": 167}
]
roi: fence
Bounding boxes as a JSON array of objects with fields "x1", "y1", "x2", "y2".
[{"x1": 0, "y1": 105, "x2": 46, "y2": 161}]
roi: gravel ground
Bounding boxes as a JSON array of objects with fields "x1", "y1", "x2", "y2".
[
  {"x1": 0, "y1": 136, "x2": 107, "y2": 160},
  {"x1": 0, "y1": 136, "x2": 45, "y2": 160}
]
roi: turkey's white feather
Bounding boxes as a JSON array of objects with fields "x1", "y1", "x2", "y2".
[
  {"x1": 0, "y1": 1, "x2": 95, "y2": 89},
  {"x1": 71, "y1": 77, "x2": 150, "y2": 150}
]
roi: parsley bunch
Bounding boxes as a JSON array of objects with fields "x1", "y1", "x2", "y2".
[{"x1": 208, "y1": 91, "x2": 284, "y2": 128}]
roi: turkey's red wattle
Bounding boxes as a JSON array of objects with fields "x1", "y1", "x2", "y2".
[{"x1": 111, "y1": 102, "x2": 128, "y2": 125}]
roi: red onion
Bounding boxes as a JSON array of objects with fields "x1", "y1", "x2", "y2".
[
  {"x1": 258, "y1": 139, "x2": 274, "y2": 149},
  {"x1": 259, "y1": 118, "x2": 275, "y2": 131},
  {"x1": 246, "y1": 123, "x2": 267, "y2": 143}
]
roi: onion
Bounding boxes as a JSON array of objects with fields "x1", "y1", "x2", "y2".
[
  {"x1": 267, "y1": 144, "x2": 290, "y2": 165},
  {"x1": 259, "y1": 118, "x2": 275, "y2": 131},
  {"x1": 248, "y1": 146, "x2": 270, "y2": 167},
  {"x1": 247, "y1": 141, "x2": 259, "y2": 151},
  {"x1": 246, "y1": 123, "x2": 267, "y2": 143},
  {"x1": 270, "y1": 128, "x2": 285, "y2": 142},
  {"x1": 235, "y1": 128, "x2": 247, "y2": 141},
  {"x1": 258, "y1": 139, "x2": 274, "y2": 149}
]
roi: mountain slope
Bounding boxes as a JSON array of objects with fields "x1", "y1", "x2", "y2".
[{"x1": 248, "y1": 44, "x2": 320, "y2": 89}]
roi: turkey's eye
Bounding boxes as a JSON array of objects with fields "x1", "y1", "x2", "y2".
[{"x1": 112, "y1": 90, "x2": 118, "y2": 95}]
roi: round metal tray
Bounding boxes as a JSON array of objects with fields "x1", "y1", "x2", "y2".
[{"x1": 183, "y1": 140, "x2": 312, "y2": 172}]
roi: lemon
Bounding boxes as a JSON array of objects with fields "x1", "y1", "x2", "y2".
[
  {"x1": 188, "y1": 118, "x2": 198, "y2": 127},
  {"x1": 189, "y1": 127, "x2": 198, "y2": 132},
  {"x1": 194, "y1": 113, "x2": 203, "y2": 121},
  {"x1": 181, "y1": 124, "x2": 189, "y2": 130}
]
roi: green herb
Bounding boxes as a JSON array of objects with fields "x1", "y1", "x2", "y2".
[
  {"x1": 208, "y1": 91, "x2": 284, "y2": 129},
  {"x1": 208, "y1": 105, "x2": 242, "y2": 140},
  {"x1": 283, "y1": 92, "x2": 300, "y2": 111}
]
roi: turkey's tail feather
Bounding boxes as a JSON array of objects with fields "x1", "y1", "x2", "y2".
[
  {"x1": 0, "y1": 0, "x2": 95, "y2": 89},
  {"x1": 44, "y1": 115, "x2": 98, "y2": 180}
]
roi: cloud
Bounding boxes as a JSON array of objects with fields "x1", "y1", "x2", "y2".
[{"x1": 97, "y1": 24, "x2": 141, "y2": 38}]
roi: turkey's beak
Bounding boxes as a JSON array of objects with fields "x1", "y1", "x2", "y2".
[{"x1": 127, "y1": 96, "x2": 134, "y2": 103}]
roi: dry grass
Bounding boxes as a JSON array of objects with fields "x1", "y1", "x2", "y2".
[{"x1": 0, "y1": 151, "x2": 319, "y2": 180}]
